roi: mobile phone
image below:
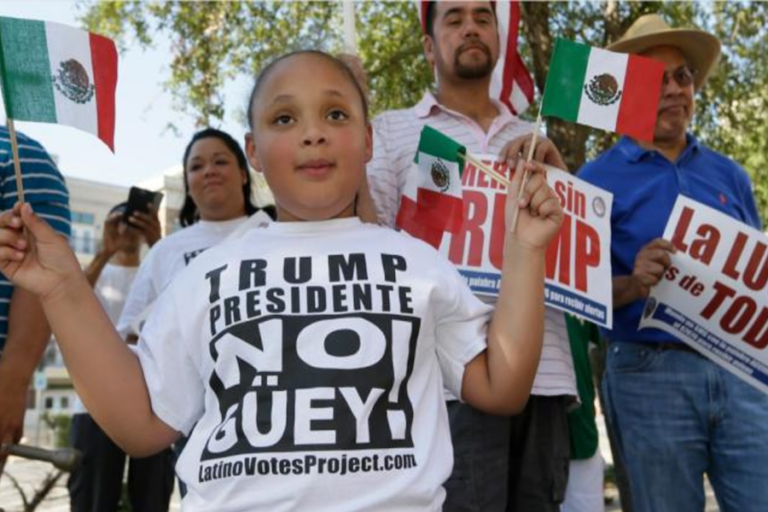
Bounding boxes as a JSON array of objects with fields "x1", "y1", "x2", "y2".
[{"x1": 124, "y1": 186, "x2": 163, "y2": 226}]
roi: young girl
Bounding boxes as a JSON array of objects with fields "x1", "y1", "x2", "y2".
[
  {"x1": 0, "y1": 51, "x2": 562, "y2": 511},
  {"x1": 116, "y1": 128, "x2": 275, "y2": 342}
]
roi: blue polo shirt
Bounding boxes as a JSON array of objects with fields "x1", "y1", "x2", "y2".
[
  {"x1": 578, "y1": 135, "x2": 761, "y2": 344},
  {"x1": 1, "y1": 127, "x2": 71, "y2": 353}
]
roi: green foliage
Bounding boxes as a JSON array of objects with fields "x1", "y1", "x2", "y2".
[
  {"x1": 78, "y1": 1, "x2": 430, "y2": 124},
  {"x1": 41, "y1": 412, "x2": 72, "y2": 448},
  {"x1": 78, "y1": 1, "x2": 768, "y2": 224}
]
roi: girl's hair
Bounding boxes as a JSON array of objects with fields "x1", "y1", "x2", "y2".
[
  {"x1": 246, "y1": 50, "x2": 369, "y2": 130},
  {"x1": 179, "y1": 128, "x2": 268, "y2": 227}
]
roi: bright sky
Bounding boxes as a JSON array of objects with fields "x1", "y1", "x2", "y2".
[{"x1": 0, "y1": 1, "x2": 252, "y2": 187}]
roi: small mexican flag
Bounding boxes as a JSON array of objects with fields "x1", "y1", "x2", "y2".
[
  {"x1": 396, "y1": 126, "x2": 465, "y2": 248},
  {"x1": 0, "y1": 17, "x2": 118, "y2": 150},
  {"x1": 541, "y1": 38, "x2": 664, "y2": 142}
]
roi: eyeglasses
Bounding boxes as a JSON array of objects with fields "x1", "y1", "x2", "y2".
[{"x1": 662, "y1": 66, "x2": 696, "y2": 88}]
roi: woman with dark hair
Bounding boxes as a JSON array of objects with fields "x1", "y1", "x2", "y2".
[
  {"x1": 178, "y1": 128, "x2": 264, "y2": 227},
  {"x1": 116, "y1": 128, "x2": 274, "y2": 343}
]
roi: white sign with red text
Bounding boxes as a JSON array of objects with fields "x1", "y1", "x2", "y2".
[
  {"x1": 434, "y1": 157, "x2": 614, "y2": 328},
  {"x1": 640, "y1": 195, "x2": 768, "y2": 395}
]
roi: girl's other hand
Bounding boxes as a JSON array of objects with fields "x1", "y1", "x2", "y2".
[{"x1": 0, "y1": 203, "x2": 84, "y2": 301}]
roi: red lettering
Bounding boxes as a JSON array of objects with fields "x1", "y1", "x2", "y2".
[
  {"x1": 722, "y1": 232, "x2": 748, "y2": 280},
  {"x1": 476, "y1": 167, "x2": 489, "y2": 188},
  {"x1": 554, "y1": 181, "x2": 567, "y2": 209},
  {"x1": 721, "y1": 295, "x2": 756, "y2": 335},
  {"x1": 461, "y1": 163, "x2": 478, "y2": 188},
  {"x1": 744, "y1": 307, "x2": 768, "y2": 349},
  {"x1": 489, "y1": 193, "x2": 507, "y2": 270},
  {"x1": 700, "y1": 281, "x2": 736, "y2": 320},
  {"x1": 665, "y1": 266, "x2": 680, "y2": 281},
  {"x1": 743, "y1": 241, "x2": 768, "y2": 292},
  {"x1": 546, "y1": 214, "x2": 572, "y2": 286},
  {"x1": 689, "y1": 224, "x2": 720, "y2": 265},
  {"x1": 574, "y1": 219, "x2": 600, "y2": 293},
  {"x1": 690, "y1": 283, "x2": 704, "y2": 297},
  {"x1": 448, "y1": 191, "x2": 487, "y2": 266},
  {"x1": 671, "y1": 206, "x2": 695, "y2": 253},
  {"x1": 492, "y1": 161, "x2": 508, "y2": 190}
]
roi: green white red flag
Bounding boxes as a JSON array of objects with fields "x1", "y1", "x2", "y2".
[
  {"x1": 541, "y1": 38, "x2": 664, "y2": 142},
  {"x1": 0, "y1": 16, "x2": 118, "y2": 150},
  {"x1": 396, "y1": 126, "x2": 466, "y2": 247}
]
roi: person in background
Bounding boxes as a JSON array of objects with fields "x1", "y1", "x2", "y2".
[
  {"x1": 0, "y1": 126, "x2": 69, "y2": 479},
  {"x1": 116, "y1": 127, "x2": 274, "y2": 343},
  {"x1": 361, "y1": 3, "x2": 575, "y2": 511},
  {"x1": 114, "y1": 128, "x2": 274, "y2": 496},
  {"x1": 68, "y1": 202, "x2": 173, "y2": 512},
  {"x1": 579, "y1": 14, "x2": 768, "y2": 512}
]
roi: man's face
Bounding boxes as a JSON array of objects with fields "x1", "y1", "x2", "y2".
[
  {"x1": 425, "y1": 1, "x2": 499, "y2": 82},
  {"x1": 643, "y1": 45, "x2": 695, "y2": 144}
]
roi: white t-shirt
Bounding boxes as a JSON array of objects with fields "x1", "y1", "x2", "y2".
[
  {"x1": 136, "y1": 217, "x2": 490, "y2": 512},
  {"x1": 116, "y1": 216, "x2": 250, "y2": 339},
  {"x1": 368, "y1": 92, "x2": 576, "y2": 398},
  {"x1": 74, "y1": 263, "x2": 138, "y2": 414}
]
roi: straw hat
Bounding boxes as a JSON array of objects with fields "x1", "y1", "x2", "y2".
[{"x1": 607, "y1": 14, "x2": 721, "y2": 90}]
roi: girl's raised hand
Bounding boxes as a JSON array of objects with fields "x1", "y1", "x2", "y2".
[
  {"x1": 0, "y1": 203, "x2": 84, "y2": 301},
  {"x1": 505, "y1": 161, "x2": 563, "y2": 251}
]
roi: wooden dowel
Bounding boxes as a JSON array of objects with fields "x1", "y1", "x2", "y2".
[
  {"x1": 458, "y1": 152, "x2": 510, "y2": 187},
  {"x1": 509, "y1": 113, "x2": 543, "y2": 233},
  {"x1": 7, "y1": 118, "x2": 25, "y2": 204}
]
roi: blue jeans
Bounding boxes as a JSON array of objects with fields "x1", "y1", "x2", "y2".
[{"x1": 603, "y1": 342, "x2": 768, "y2": 512}]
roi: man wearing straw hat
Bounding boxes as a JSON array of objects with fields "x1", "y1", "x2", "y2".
[
  {"x1": 579, "y1": 14, "x2": 768, "y2": 512},
  {"x1": 0, "y1": 126, "x2": 70, "y2": 479},
  {"x1": 362, "y1": 2, "x2": 577, "y2": 511}
]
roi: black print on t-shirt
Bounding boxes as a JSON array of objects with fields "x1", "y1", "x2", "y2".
[
  {"x1": 184, "y1": 247, "x2": 209, "y2": 265},
  {"x1": 201, "y1": 312, "x2": 419, "y2": 460},
  {"x1": 199, "y1": 253, "x2": 420, "y2": 462}
]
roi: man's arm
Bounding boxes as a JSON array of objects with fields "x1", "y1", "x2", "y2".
[{"x1": 0, "y1": 289, "x2": 51, "y2": 461}]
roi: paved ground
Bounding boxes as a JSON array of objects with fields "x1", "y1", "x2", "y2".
[
  {"x1": 0, "y1": 456, "x2": 181, "y2": 512},
  {"x1": 1, "y1": 412, "x2": 719, "y2": 511}
]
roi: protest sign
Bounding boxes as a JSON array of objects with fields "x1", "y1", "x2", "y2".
[
  {"x1": 432, "y1": 157, "x2": 613, "y2": 327},
  {"x1": 640, "y1": 195, "x2": 768, "y2": 394}
]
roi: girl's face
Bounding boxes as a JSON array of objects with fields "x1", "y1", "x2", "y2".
[
  {"x1": 245, "y1": 54, "x2": 372, "y2": 222},
  {"x1": 185, "y1": 137, "x2": 247, "y2": 221}
]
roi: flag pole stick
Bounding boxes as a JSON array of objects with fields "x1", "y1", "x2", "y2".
[
  {"x1": 509, "y1": 112, "x2": 542, "y2": 233},
  {"x1": 6, "y1": 118, "x2": 25, "y2": 204},
  {"x1": 458, "y1": 153, "x2": 510, "y2": 187},
  {"x1": 342, "y1": 0, "x2": 358, "y2": 54}
]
